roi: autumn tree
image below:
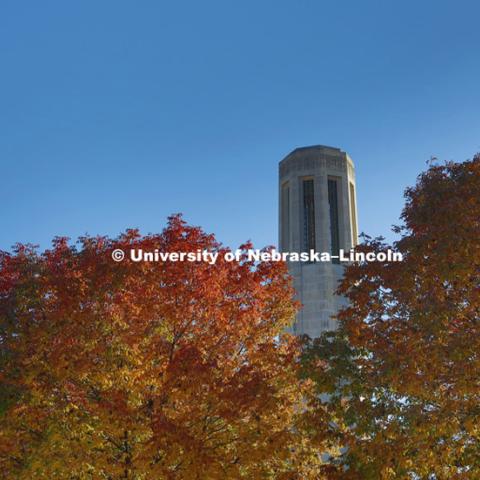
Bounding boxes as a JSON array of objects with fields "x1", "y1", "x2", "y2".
[
  {"x1": 303, "y1": 154, "x2": 480, "y2": 479},
  {"x1": 0, "y1": 215, "x2": 322, "y2": 479}
]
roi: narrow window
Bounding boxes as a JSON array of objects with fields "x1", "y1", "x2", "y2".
[
  {"x1": 303, "y1": 179, "x2": 315, "y2": 252},
  {"x1": 328, "y1": 178, "x2": 340, "y2": 263},
  {"x1": 281, "y1": 182, "x2": 290, "y2": 251},
  {"x1": 349, "y1": 182, "x2": 358, "y2": 246}
]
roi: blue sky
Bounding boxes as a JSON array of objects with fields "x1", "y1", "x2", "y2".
[{"x1": 1, "y1": 0, "x2": 479, "y2": 252}]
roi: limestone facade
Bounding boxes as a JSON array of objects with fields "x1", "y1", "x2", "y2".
[{"x1": 278, "y1": 145, "x2": 358, "y2": 338}]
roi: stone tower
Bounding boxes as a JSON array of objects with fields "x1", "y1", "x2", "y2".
[{"x1": 278, "y1": 145, "x2": 358, "y2": 338}]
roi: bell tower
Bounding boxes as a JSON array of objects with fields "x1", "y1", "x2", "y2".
[{"x1": 278, "y1": 145, "x2": 358, "y2": 338}]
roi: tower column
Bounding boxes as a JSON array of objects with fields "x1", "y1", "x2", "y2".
[{"x1": 279, "y1": 145, "x2": 358, "y2": 338}]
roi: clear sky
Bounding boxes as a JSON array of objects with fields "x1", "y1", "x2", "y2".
[{"x1": 1, "y1": 0, "x2": 479, "y2": 252}]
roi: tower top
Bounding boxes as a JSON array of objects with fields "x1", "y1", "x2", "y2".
[
  {"x1": 287, "y1": 144, "x2": 343, "y2": 154},
  {"x1": 279, "y1": 144, "x2": 354, "y2": 180},
  {"x1": 281, "y1": 144, "x2": 345, "y2": 161}
]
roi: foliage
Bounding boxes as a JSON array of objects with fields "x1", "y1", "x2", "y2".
[
  {"x1": 303, "y1": 154, "x2": 480, "y2": 479},
  {"x1": 0, "y1": 215, "x2": 322, "y2": 479}
]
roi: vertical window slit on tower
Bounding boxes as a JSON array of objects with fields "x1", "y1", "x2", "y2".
[
  {"x1": 328, "y1": 178, "x2": 340, "y2": 263},
  {"x1": 281, "y1": 182, "x2": 290, "y2": 251},
  {"x1": 349, "y1": 182, "x2": 358, "y2": 246},
  {"x1": 303, "y1": 179, "x2": 315, "y2": 252}
]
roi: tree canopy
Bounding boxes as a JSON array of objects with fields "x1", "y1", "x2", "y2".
[
  {"x1": 0, "y1": 215, "x2": 321, "y2": 479},
  {"x1": 303, "y1": 154, "x2": 480, "y2": 479}
]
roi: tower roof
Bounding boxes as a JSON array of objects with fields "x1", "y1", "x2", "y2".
[
  {"x1": 288, "y1": 144, "x2": 343, "y2": 155},
  {"x1": 283, "y1": 144, "x2": 346, "y2": 160},
  {"x1": 279, "y1": 144, "x2": 354, "y2": 178},
  {"x1": 279, "y1": 144, "x2": 348, "y2": 166}
]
